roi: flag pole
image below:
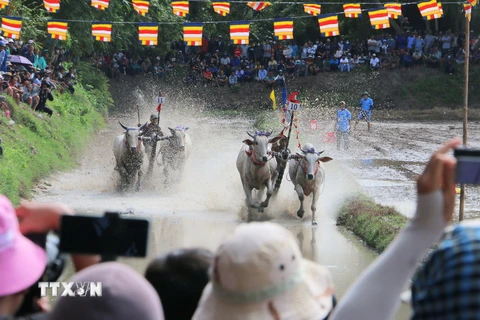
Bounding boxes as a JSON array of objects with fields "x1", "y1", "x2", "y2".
[{"x1": 459, "y1": 15, "x2": 470, "y2": 221}]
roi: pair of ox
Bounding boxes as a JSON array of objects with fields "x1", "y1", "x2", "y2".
[
  {"x1": 237, "y1": 131, "x2": 332, "y2": 225},
  {"x1": 113, "y1": 122, "x2": 191, "y2": 191}
]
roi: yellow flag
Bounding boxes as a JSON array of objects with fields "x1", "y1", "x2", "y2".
[{"x1": 270, "y1": 89, "x2": 276, "y2": 110}]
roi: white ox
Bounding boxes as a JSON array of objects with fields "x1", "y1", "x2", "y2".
[
  {"x1": 160, "y1": 126, "x2": 192, "y2": 183},
  {"x1": 288, "y1": 143, "x2": 332, "y2": 225},
  {"x1": 236, "y1": 131, "x2": 282, "y2": 212},
  {"x1": 113, "y1": 122, "x2": 146, "y2": 192}
]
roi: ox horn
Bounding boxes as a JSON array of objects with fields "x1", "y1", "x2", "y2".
[
  {"x1": 247, "y1": 131, "x2": 255, "y2": 138},
  {"x1": 139, "y1": 122, "x2": 148, "y2": 131},
  {"x1": 119, "y1": 121, "x2": 129, "y2": 131}
]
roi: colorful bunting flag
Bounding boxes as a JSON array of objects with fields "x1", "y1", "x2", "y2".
[
  {"x1": 230, "y1": 21, "x2": 249, "y2": 44},
  {"x1": 274, "y1": 18, "x2": 294, "y2": 40},
  {"x1": 92, "y1": 22, "x2": 112, "y2": 42},
  {"x1": 44, "y1": 0, "x2": 60, "y2": 13},
  {"x1": 212, "y1": 2, "x2": 230, "y2": 16},
  {"x1": 468, "y1": 0, "x2": 477, "y2": 7},
  {"x1": 368, "y1": 8, "x2": 390, "y2": 29},
  {"x1": 138, "y1": 22, "x2": 158, "y2": 45},
  {"x1": 343, "y1": 3, "x2": 361, "y2": 18},
  {"x1": 0, "y1": 0, "x2": 9, "y2": 9},
  {"x1": 184, "y1": 22, "x2": 202, "y2": 46},
  {"x1": 247, "y1": 2, "x2": 271, "y2": 11},
  {"x1": 417, "y1": 0, "x2": 441, "y2": 20},
  {"x1": 318, "y1": 14, "x2": 339, "y2": 37},
  {"x1": 47, "y1": 20, "x2": 68, "y2": 40},
  {"x1": 465, "y1": 3, "x2": 472, "y2": 21},
  {"x1": 303, "y1": 3, "x2": 321, "y2": 16},
  {"x1": 384, "y1": 3, "x2": 402, "y2": 19},
  {"x1": 172, "y1": 1, "x2": 189, "y2": 16},
  {"x1": 1, "y1": 16, "x2": 21, "y2": 39},
  {"x1": 438, "y1": 2, "x2": 444, "y2": 16},
  {"x1": 91, "y1": 0, "x2": 109, "y2": 10},
  {"x1": 132, "y1": 0, "x2": 149, "y2": 16}
]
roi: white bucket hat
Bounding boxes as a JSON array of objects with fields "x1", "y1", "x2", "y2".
[{"x1": 193, "y1": 222, "x2": 335, "y2": 320}]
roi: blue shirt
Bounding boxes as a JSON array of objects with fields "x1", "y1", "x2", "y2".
[
  {"x1": 360, "y1": 97, "x2": 373, "y2": 111},
  {"x1": 337, "y1": 108, "x2": 352, "y2": 132}
]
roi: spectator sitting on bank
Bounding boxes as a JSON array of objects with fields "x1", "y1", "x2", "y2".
[
  {"x1": 256, "y1": 65, "x2": 267, "y2": 82},
  {"x1": 412, "y1": 49, "x2": 424, "y2": 66},
  {"x1": 202, "y1": 67, "x2": 213, "y2": 84},
  {"x1": 235, "y1": 67, "x2": 244, "y2": 83},
  {"x1": 402, "y1": 51, "x2": 413, "y2": 70},
  {"x1": 444, "y1": 50, "x2": 455, "y2": 74},
  {"x1": 22, "y1": 79, "x2": 39, "y2": 108},
  {"x1": 267, "y1": 56, "x2": 277, "y2": 72},
  {"x1": 329, "y1": 55, "x2": 339, "y2": 71},
  {"x1": 243, "y1": 66, "x2": 253, "y2": 82},
  {"x1": 265, "y1": 71, "x2": 275, "y2": 88},
  {"x1": 215, "y1": 70, "x2": 227, "y2": 86},
  {"x1": 427, "y1": 47, "x2": 442, "y2": 68},
  {"x1": 145, "y1": 248, "x2": 214, "y2": 320},
  {"x1": 228, "y1": 71, "x2": 238, "y2": 87},
  {"x1": 370, "y1": 54, "x2": 380, "y2": 71},
  {"x1": 34, "y1": 50, "x2": 48, "y2": 71},
  {"x1": 6, "y1": 76, "x2": 22, "y2": 104},
  {"x1": 340, "y1": 54, "x2": 350, "y2": 72},
  {"x1": 34, "y1": 81, "x2": 53, "y2": 117}
]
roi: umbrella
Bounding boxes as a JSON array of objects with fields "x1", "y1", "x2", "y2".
[{"x1": 7, "y1": 55, "x2": 33, "y2": 66}]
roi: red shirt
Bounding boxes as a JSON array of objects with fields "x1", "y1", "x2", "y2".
[{"x1": 234, "y1": 48, "x2": 241, "y2": 57}]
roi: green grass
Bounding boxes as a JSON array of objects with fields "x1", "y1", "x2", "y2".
[
  {"x1": 0, "y1": 62, "x2": 112, "y2": 205},
  {"x1": 337, "y1": 194, "x2": 409, "y2": 253}
]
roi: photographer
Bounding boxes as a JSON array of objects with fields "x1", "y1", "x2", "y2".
[
  {"x1": 0, "y1": 195, "x2": 100, "y2": 320},
  {"x1": 33, "y1": 81, "x2": 53, "y2": 117}
]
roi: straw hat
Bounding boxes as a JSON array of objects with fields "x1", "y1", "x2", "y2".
[{"x1": 193, "y1": 222, "x2": 334, "y2": 320}]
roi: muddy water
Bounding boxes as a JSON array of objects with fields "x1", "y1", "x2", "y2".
[
  {"x1": 34, "y1": 100, "x2": 480, "y2": 319},
  {"x1": 33, "y1": 108, "x2": 415, "y2": 318}
]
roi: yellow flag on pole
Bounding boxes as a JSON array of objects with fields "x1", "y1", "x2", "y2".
[{"x1": 270, "y1": 89, "x2": 276, "y2": 110}]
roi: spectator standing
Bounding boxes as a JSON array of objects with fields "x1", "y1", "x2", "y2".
[
  {"x1": 336, "y1": 101, "x2": 351, "y2": 150},
  {"x1": 354, "y1": 91, "x2": 373, "y2": 131},
  {"x1": 34, "y1": 50, "x2": 48, "y2": 71},
  {"x1": 441, "y1": 32, "x2": 452, "y2": 56},
  {"x1": 263, "y1": 41, "x2": 272, "y2": 65},
  {"x1": 0, "y1": 41, "x2": 7, "y2": 72}
]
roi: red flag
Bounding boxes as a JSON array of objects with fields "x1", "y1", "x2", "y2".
[
  {"x1": 288, "y1": 91, "x2": 300, "y2": 103},
  {"x1": 156, "y1": 104, "x2": 162, "y2": 112}
]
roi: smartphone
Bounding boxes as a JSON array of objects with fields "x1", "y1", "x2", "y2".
[
  {"x1": 59, "y1": 214, "x2": 150, "y2": 257},
  {"x1": 454, "y1": 148, "x2": 480, "y2": 185},
  {"x1": 25, "y1": 233, "x2": 47, "y2": 249}
]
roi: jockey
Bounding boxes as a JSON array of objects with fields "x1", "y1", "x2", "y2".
[{"x1": 143, "y1": 114, "x2": 164, "y2": 138}]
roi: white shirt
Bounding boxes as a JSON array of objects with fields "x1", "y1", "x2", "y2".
[
  {"x1": 340, "y1": 57, "x2": 349, "y2": 65},
  {"x1": 370, "y1": 57, "x2": 380, "y2": 67}
]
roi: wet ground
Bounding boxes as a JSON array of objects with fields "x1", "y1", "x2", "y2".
[{"x1": 32, "y1": 105, "x2": 480, "y2": 319}]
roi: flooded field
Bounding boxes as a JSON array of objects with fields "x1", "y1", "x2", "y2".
[{"x1": 32, "y1": 101, "x2": 480, "y2": 319}]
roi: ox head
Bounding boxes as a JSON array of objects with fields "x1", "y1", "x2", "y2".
[
  {"x1": 120, "y1": 121, "x2": 146, "y2": 152},
  {"x1": 243, "y1": 130, "x2": 282, "y2": 162},
  {"x1": 296, "y1": 143, "x2": 333, "y2": 181},
  {"x1": 168, "y1": 126, "x2": 189, "y2": 151}
]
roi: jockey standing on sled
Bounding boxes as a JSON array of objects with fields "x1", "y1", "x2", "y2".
[
  {"x1": 354, "y1": 91, "x2": 373, "y2": 132},
  {"x1": 141, "y1": 114, "x2": 164, "y2": 172},
  {"x1": 271, "y1": 135, "x2": 290, "y2": 174}
]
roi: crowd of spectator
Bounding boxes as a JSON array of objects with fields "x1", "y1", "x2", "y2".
[
  {"x1": 0, "y1": 37, "x2": 76, "y2": 123},
  {"x1": 91, "y1": 28, "x2": 480, "y2": 92}
]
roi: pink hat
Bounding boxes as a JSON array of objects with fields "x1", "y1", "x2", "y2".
[
  {"x1": 0, "y1": 195, "x2": 47, "y2": 296},
  {"x1": 193, "y1": 222, "x2": 335, "y2": 320}
]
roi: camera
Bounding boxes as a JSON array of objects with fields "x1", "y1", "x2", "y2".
[{"x1": 454, "y1": 148, "x2": 480, "y2": 185}]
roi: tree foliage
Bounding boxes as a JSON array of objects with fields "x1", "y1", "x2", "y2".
[{"x1": 3, "y1": 0, "x2": 478, "y2": 59}]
